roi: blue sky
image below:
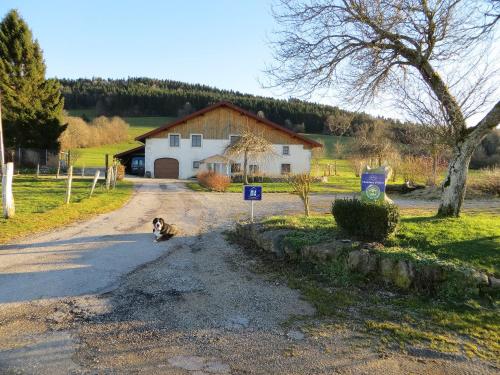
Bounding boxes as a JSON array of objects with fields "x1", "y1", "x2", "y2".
[
  {"x1": 2, "y1": 1, "x2": 496, "y2": 124},
  {"x1": 0, "y1": 0, "x2": 276, "y2": 96}
]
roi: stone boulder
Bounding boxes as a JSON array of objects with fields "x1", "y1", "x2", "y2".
[
  {"x1": 412, "y1": 264, "x2": 445, "y2": 293},
  {"x1": 379, "y1": 257, "x2": 396, "y2": 283},
  {"x1": 301, "y1": 240, "x2": 353, "y2": 261},
  {"x1": 253, "y1": 229, "x2": 291, "y2": 258},
  {"x1": 489, "y1": 276, "x2": 500, "y2": 289},
  {"x1": 347, "y1": 249, "x2": 378, "y2": 275},
  {"x1": 392, "y1": 260, "x2": 415, "y2": 289}
]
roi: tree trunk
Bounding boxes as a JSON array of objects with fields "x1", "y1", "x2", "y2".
[
  {"x1": 438, "y1": 142, "x2": 475, "y2": 217},
  {"x1": 438, "y1": 101, "x2": 500, "y2": 217},
  {"x1": 303, "y1": 197, "x2": 310, "y2": 217},
  {"x1": 243, "y1": 150, "x2": 249, "y2": 185}
]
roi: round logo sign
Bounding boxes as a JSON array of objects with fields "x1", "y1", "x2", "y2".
[{"x1": 366, "y1": 184, "x2": 381, "y2": 200}]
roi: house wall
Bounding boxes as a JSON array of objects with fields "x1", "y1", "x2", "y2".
[
  {"x1": 145, "y1": 137, "x2": 311, "y2": 179},
  {"x1": 144, "y1": 106, "x2": 315, "y2": 179}
]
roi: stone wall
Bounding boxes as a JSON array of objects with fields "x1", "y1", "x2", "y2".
[{"x1": 235, "y1": 222, "x2": 499, "y2": 298}]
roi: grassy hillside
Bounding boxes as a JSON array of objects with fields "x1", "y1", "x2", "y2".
[
  {"x1": 66, "y1": 110, "x2": 174, "y2": 167},
  {"x1": 301, "y1": 133, "x2": 354, "y2": 159}
]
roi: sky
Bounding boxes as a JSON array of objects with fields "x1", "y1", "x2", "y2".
[
  {"x1": 0, "y1": 1, "x2": 497, "y2": 124},
  {"x1": 0, "y1": 1, "x2": 277, "y2": 96}
]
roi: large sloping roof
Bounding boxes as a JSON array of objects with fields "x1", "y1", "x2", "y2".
[{"x1": 134, "y1": 101, "x2": 323, "y2": 148}]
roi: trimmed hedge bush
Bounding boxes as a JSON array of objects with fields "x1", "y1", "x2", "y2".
[{"x1": 332, "y1": 199, "x2": 400, "y2": 241}]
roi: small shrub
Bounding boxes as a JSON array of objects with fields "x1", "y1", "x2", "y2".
[
  {"x1": 332, "y1": 199, "x2": 400, "y2": 241},
  {"x1": 197, "y1": 171, "x2": 230, "y2": 192}
]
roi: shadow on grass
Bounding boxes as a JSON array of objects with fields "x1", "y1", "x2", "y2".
[{"x1": 395, "y1": 215, "x2": 499, "y2": 274}]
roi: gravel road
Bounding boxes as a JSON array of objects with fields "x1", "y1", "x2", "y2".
[{"x1": 0, "y1": 179, "x2": 497, "y2": 374}]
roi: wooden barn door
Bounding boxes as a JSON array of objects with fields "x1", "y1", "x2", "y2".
[{"x1": 154, "y1": 158, "x2": 179, "y2": 178}]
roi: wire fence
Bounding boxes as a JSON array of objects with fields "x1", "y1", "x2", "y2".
[
  {"x1": 1, "y1": 148, "x2": 110, "y2": 178},
  {"x1": 5, "y1": 147, "x2": 60, "y2": 168}
]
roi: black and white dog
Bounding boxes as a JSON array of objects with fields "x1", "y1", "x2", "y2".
[{"x1": 152, "y1": 217, "x2": 178, "y2": 242}]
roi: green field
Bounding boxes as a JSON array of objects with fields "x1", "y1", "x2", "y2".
[
  {"x1": 0, "y1": 176, "x2": 133, "y2": 244},
  {"x1": 66, "y1": 110, "x2": 175, "y2": 167},
  {"x1": 301, "y1": 133, "x2": 353, "y2": 159}
]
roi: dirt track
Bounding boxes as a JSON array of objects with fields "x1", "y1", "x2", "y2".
[{"x1": 0, "y1": 179, "x2": 498, "y2": 374}]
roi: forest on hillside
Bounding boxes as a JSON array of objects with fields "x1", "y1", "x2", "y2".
[{"x1": 59, "y1": 77, "x2": 411, "y2": 134}]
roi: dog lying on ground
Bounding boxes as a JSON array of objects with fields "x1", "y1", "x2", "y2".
[{"x1": 152, "y1": 217, "x2": 179, "y2": 242}]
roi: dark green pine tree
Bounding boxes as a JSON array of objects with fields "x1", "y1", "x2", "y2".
[{"x1": 0, "y1": 9, "x2": 65, "y2": 149}]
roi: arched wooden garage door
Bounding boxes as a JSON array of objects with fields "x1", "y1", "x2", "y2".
[{"x1": 154, "y1": 158, "x2": 179, "y2": 178}]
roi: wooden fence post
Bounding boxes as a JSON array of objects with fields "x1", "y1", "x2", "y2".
[
  {"x1": 2, "y1": 162, "x2": 15, "y2": 218},
  {"x1": 105, "y1": 154, "x2": 109, "y2": 180},
  {"x1": 81, "y1": 165, "x2": 85, "y2": 177},
  {"x1": 56, "y1": 157, "x2": 61, "y2": 179},
  {"x1": 89, "y1": 170, "x2": 100, "y2": 197},
  {"x1": 105, "y1": 166, "x2": 112, "y2": 191},
  {"x1": 36, "y1": 164, "x2": 40, "y2": 178},
  {"x1": 112, "y1": 164, "x2": 118, "y2": 189},
  {"x1": 65, "y1": 166, "x2": 73, "y2": 204}
]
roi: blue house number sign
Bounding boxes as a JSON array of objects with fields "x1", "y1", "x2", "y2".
[
  {"x1": 244, "y1": 185, "x2": 262, "y2": 201},
  {"x1": 243, "y1": 185, "x2": 262, "y2": 222}
]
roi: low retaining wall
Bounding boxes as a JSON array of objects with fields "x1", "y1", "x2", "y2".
[{"x1": 235, "y1": 222, "x2": 499, "y2": 297}]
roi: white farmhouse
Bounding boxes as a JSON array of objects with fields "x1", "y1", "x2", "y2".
[{"x1": 117, "y1": 101, "x2": 322, "y2": 179}]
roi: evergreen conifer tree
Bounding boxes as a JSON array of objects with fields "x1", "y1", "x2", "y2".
[{"x1": 0, "y1": 9, "x2": 65, "y2": 149}]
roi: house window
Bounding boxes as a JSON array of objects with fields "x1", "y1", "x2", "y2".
[
  {"x1": 282, "y1": 145, "x2": 290, "y2": 155},
  {"x1": 193, "y1": 161, "x2": 200, "y2": 169},
  {"x1": 191, "y1": 134, "x2": 202, "y2": 147},
  {"x1": 170, "y1": 134, "x2": 180, "y2": 147},
  {"x1": 230, "y1": 135, "x2": 241, "y2": 145},
  {"x1": 231, "y1": 163, "x2": 241, "y2": 173},
  {"x1": 281, "y1": 163, "x2": 291, "y2": 174},
  {"x1": 249, "y1": 164, "x2": 259, "y2": 174}
]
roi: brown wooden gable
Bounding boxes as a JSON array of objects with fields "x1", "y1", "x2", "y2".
[
  {"x1": 135, "y1": 101, "x2": 322, "y2": 149},
  {"x1": 150, "y1": 107, "x2": 307, "y2": 146}
]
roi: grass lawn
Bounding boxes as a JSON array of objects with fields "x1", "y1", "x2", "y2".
[
  {"x1": 263, "y1": 213, "x2": 500, "y2": 275},
  {"x1": 250, "y1": 212, "x2": 500, "y2": 361},
  {"x1": 187, "y1": 158, "x2": 407, "y2": 194},
  {"x1": 66, "y1": 109, "x2": 175, "y2": 167},
  {"x1": 0, "y1": 175, "x2": 133, "y2": 244},
  {"x1": 187, "y1": 180, "x2": 360, "y2": 194}
]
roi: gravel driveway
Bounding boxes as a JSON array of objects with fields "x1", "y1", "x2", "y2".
[{"x1": 0, "y1": 179, "x2": 497, "y2": 374}]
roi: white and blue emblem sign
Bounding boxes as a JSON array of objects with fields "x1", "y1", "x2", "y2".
[{"x1": 243, "y1": 185, "x2": 262, "y2": 201}]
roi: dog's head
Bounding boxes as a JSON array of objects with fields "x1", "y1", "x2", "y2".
[{"x1": 152, "y1": 217, "x2": 165, "y2": 232}]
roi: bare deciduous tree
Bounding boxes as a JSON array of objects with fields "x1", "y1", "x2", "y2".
[
  {"x1": 353, "y1": 121, "x2": 397, "y2": 166},
  {"x1": 267, "y1": 0, "x2": 500, "y2": 216},
  {"x1": 324, "y1": 113, "x2": 352, "y2": 136},
  {"x1": 287, "y1": 173, "x2": 313, "y2": 216},
  {"x1": 224, "y1": 130, "x2": 275, "y2": 184}
]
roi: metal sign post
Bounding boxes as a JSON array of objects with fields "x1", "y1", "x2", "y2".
[{"x1": 243, "y1": 185, "x2": 262, "y2": 222}]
